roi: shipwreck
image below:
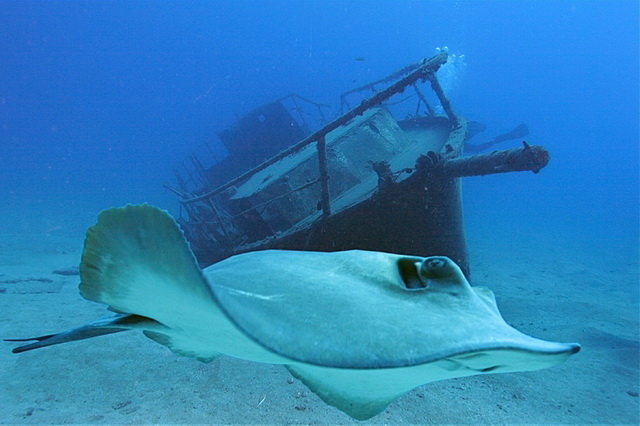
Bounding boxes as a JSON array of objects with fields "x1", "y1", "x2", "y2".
[{"x1": 165, "y1": 52, "x2": 548, "y2": 277}]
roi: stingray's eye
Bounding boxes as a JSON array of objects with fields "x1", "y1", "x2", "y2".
[
  {"x1": 397, "y1": 257, "x2": 427, "y2": 289},
  {"x1": 397, "y1": 256, "x2": 458, "y2": 289},
  {"x1": 419, "y1": 257, "x2": 451, "y2": 279}
]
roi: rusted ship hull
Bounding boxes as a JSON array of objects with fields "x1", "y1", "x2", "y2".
[{"x1": 239, "y1": 164, "x2": 469, "y2": 275}]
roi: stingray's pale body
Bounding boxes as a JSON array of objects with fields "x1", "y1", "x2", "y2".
[{"x1": 7, "y1": 205, "x2": 580, "y2": 419}]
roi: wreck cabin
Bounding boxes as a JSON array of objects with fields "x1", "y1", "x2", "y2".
[{"x1": 165, "y1": 52, "x2": 549, "y2": 277}]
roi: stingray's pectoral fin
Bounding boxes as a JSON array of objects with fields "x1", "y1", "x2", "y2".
[
  {"x1": 141, "y1": 330, "x2": 222, "y2": 363},
  {"x1": 286, "y1": 341, "x2": 581, "y2": 420},
  {"x1": 286, "y1": 364, "x2": 409, "y2": 421},
  {"x1": 5, "y1": 314, "x2": 158, "y2": 354},
  {"x1": 76, "y1": 204, "x2": 225, "y2": 362}
]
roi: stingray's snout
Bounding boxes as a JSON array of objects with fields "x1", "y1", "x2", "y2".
[{"x1": 567, "y1": 342, "x2": 581, "y2": 354}]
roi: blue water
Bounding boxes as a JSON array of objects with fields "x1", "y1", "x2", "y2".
[
  {"x1": 1, "y1": 1, "x2": 637, "y2": 237},
  {"x1": 0, "y1": 1, "x2": 638, "y2": 423}
]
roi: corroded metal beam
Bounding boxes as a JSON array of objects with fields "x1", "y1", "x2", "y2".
[{"x1": 419, "y1": 141, "x2": 550, "y2": 178}]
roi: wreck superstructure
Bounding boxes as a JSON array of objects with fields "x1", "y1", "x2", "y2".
[{"x1": 165, "y1": 52, "x2": 549, "y2": 277}]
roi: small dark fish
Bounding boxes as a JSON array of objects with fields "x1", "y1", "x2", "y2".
[
  {"x1": 52, "y1": 267, "x2": 80, "y2": 276},
  {"x1": 354, "y1": 56, "x2": 366, "y2": 62}
]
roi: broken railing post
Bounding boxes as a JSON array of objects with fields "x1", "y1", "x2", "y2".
[{"x1": 427, "y1": 73, "x2": 459, "y2": 127}]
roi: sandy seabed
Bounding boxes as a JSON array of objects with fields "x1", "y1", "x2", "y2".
[{"x1": 0, "y1": 210, "x2": 638, "y2": 426}]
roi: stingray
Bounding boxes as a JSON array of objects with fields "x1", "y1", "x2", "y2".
[{"x1": 5, "y1": 205, "x2": 580, "y2": 420}]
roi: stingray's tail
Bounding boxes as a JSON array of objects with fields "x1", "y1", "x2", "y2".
[
  {"x1": 6, "y1": 205, "x2": 221, "y2": 360},
  {"x1": 5, "y1": 314, "x2": 154, "y2": 353}
]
